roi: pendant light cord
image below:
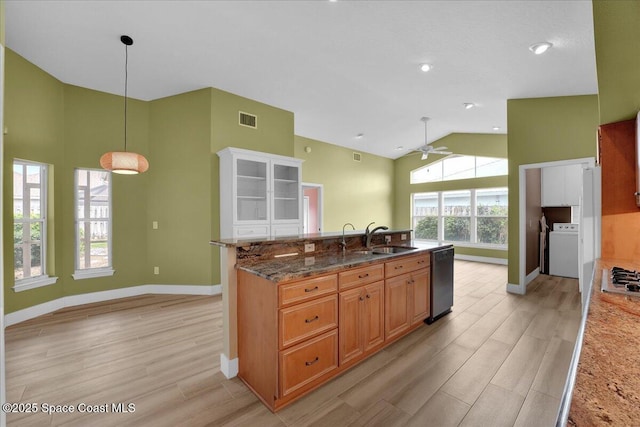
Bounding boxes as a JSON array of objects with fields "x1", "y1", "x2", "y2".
[{"x1": 124, "y1": 42, "x2": 128, "y2": 152}]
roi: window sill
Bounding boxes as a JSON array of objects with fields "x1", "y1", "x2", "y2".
[
  {"x1": 72, "y1": 268, "x2": 115, "y2": 280},
  {"x1": 14, "y1": 275, "x2": 58, "y2": 292},
  {"x1": 415, "y1": 239, "x2": 507, "y2": 251}
]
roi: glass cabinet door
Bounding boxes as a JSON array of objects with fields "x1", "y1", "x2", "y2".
[
  {"x1": 273, "y1": 163, "x2": 300, "y2": 221},
  {"x1": 236, "y1": 158, "x2": 268, "y2": 222}
]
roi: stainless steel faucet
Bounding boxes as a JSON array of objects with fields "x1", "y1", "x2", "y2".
[
  {"x1": 364, "y1": 222, "x2": 389, "y2": 248},
  {"x1": 341, "y1": 223, "x2": 356, "y2": 254}
]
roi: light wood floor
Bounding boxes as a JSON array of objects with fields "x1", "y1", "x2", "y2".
[{"x1": 5, "y1": 261, "x2": 581, "y2": 427}]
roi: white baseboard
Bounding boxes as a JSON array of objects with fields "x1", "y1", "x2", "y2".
[
  {"x1": 525, "y1": 267, "x2": 540, "y2": 286},
  {"x1": 4, "y1": 284, "x2": 221, "y2": 327},
  {"x1": 507, "y1": 282, "x2": 526, "y2": 295},
  {"x1": 220, "y1": 353, "x2": 239, "y2": 379},
  {"x1": 455, "y1": 254, "x2": 508, "y2": 265}
]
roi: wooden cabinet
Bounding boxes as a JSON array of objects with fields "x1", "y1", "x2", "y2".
[
  {"x1": 237, "y1": 251, "x2": 432, "y2": 412},
  {"x1": 218, "y1": 147, "x2": 303, "y2": 238},
  {"x1": 384, "y1": 274, "x2": 411, "y2": 340},
  {"x1": 384, "y1": 254, "x2": 431, "y2": 341},
  {"x1": 339, "y1": 281, "x2": 384, "y2": 365},
  {"x1": 541, "y1": 164, "x2": 582, "y2": 207}
]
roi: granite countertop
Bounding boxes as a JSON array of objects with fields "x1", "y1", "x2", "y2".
[
  {"x1": 210, "y1": 229, "x2": 413, "y2": 248},
  {"x1": 568, "y1": 258, "x2": 640, "y2": 425},
  {"x1": 237, "y1": 242, "x2": 448, "y2": 283}
]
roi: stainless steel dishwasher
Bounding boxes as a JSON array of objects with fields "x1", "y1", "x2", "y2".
[{"x1": 426, "y1": 246, "x2": 454, "y2": 324}]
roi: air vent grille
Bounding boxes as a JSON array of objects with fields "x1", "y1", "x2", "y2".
[
  {"x1": 239, "y1": 111, "x2": 257, "y2": 129},
  {"x1": 353, "y1": 152, "x2": 362, "y2": 162}
]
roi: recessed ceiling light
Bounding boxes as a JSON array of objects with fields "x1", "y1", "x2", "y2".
[
  {"x1": 419, "y1": 63, "x2": 432, "y2": 72},
  {"x1": 492, "y1": 126, "x2": 500, "y2": 131},
  {"x1": 529, "y1": 42, "x2": 553, "y2": 55},
  {"x1": 463, "y1": 103, "x2": 475, "y2": 110},
  {"x1": 355, "y1": 133, "x2": 364, "y2": 139}
]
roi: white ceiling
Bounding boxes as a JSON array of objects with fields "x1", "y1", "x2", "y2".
[{"x1": 4, "y1": 0, "x2": 598, "y2": 159}]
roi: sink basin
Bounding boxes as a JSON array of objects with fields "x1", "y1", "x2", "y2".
[
  {"x1": 372, "y1": 246, "x2": 417, "y2": 254},
  {"x1": 350, "y1": 249, "x2": 375, "y2": 255}
]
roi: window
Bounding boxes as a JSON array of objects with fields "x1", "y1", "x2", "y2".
[
  {"x1": 476, "y1": 188, "x2": 508, "y2": 245},
  {"x1": 74, "y1": 169, "x2": 114, "y2": 279},
  {"x1": 411, "y1": 155, "x2": 508, "y2": 184},
  {"x1": 413, "y1": 192, "x2": 438, "y2": 240},
  {"x1": 443, "y1": 190, "x2": 471, "y2": 242},
  {"x1": 412, "y1": 187, "x2": 508, "y2": 248},
  {"x1": 13, "y1": 160, "x2": 57, "y2": 291}
]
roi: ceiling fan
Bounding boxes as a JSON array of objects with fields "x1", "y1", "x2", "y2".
[{"x1": 412, "y1": 117, "x2": 452, "y2": 160}]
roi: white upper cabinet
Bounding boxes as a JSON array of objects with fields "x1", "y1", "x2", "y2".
[
  {"x1": 218, "y1": 147, "x2": 303, "y2": 239},
  {"x1": 541, "y1": 164, "x2": 583, "y2": 207}
]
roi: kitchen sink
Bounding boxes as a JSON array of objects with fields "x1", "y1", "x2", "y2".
[
  {"x1": 372, "y1": 246, "x2": 417, "y2": 254},
  {"x1": 350, "y1": 249, "x2": 375, "y2": 255}
]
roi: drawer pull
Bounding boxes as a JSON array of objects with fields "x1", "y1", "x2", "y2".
[
  {"x1": 305, "y1": 315, "x2": 319, "y2": 323},
  {"x1": 358, "y1": 273, "x2": 370, "y2": 279},
  {"x1": 418, "y1": 260, "x2": 425, "y2": 264},
  {"x1": 305, "y1": 357, "x2": 319, "y2": 366},
  {"x1": 304, "y1": 286, "x2": 319, "y2": 293},
  {"x1": 395, "y1": 265, "x2": 404, "y2": 270}
]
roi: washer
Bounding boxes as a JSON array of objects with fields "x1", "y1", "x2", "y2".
[{"x1": 549, "y1": 223, "x2": 579, "y2": 278}]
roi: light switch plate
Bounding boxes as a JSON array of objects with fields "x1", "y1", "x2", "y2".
[
  {"x1": 304, "y1": 243, "x2": 315, "y2": 253},
  {"x1": 385, "y1": 235, "x2": 392, "y2": 244},
  {"x1": 152, "y1": 221, "x2": 158, "y2": 230},
  {"x1": 401, "y1": 234, "x2": 407, "y2": 241},
  {"x1": 154, "y1": 266, "x2": 159, "y2": 275}
]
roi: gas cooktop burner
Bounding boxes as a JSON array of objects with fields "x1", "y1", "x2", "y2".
[{"x1": 602, "y1": 267, "x2": 640, "y2": 296}]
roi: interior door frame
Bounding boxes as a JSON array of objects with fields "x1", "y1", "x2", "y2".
[
  {"x1": 516, "y1": 157, "x2": 597, "y2": 295},
  {"x1": 302, "y1": 182, "x2": 323, "y2": 233}
]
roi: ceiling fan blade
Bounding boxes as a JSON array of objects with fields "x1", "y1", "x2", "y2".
[{"x1": 435, "y1": 146, "x2": 448, "y2": 150}]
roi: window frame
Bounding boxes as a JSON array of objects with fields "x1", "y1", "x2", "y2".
[
  {"x1": 412, "y1": 187, "x2": 508, "y2": 250},
  {"x1": 13, "y1": 159, "x2": 58, "y2": 292},
  {"x1": 73, "y1": 168, "x2": 115, "y2": 280}
]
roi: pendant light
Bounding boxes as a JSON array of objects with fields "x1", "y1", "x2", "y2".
[{"x1": 100, "y1": 35, "x2": 149, "y2": 174}]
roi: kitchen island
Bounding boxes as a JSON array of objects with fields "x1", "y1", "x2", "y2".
[
  {"x1": 560, "y1": 259, "x2": 640, "y2": 425},
  {"x1": 211, "y1": 230, "x2": 452, "y2": 411}
]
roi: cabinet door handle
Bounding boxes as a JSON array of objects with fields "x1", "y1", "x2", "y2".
[
  {"x1": 304, "y1": 286, "x2": 319, "y2": 293},
  {"x1": 305, "y1": 315, "x2": 319, "y2": 323},
  {"x1": 366, "y1": 294, "x2": 371, "y2": 299},
  {"x1": 359, "y1": 296, "x2": 364, "y2": 301},
  {"x1": 358, "y1": 273, "x2": 369, "y2": 279},
  {"x1": 305, "y1": 357, "x2": 319, "y2": 366}
]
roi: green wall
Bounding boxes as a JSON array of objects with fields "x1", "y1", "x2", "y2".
[
  {"x1": 294, "y1": 135, "x2": 394, "y2": 232},
  {"x1": 593, "y1": 0, "x2": 640, "y2": 124},
  {"x1": 3, "y1": 50, "x2": 65, "y2": 311},
  {"x1": 506, "y1": 95, "x2": 599, "y2": 285},
  {"x1": 148, "y1": 89, "x2": 212, "y2": 285},
  {"x1": 3, "y1": 53, "x2": 301, "y2": 313},
  {"x1": 393, "y1": 133, "x2": 508, "y2": 259}
]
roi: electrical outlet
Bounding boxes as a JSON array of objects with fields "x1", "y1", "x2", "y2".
[
  {"x1": 304, "y1": 243, "x2": 315, "y2": 253},
  {"x1": 401, "y1": 234, "x2": 407, "y2": 241},
  {"x1": 154, "y1": 266, "x2": 159, "y2": 275},
  {"x1": 385, "y1": 235, "x2": 392, "y2": 244},
  {"x1": 152, "y1": 221, "x2": 158, "y2": 230},
  {"x1": 305, "y1": 256, "x2": 315, "y2": 266}
]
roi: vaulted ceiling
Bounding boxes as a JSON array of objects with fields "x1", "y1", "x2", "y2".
[{"x1": 5, "y1": 1, "x2": 598, "y2": 159}]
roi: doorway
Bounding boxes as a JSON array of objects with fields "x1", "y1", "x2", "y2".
[
  {"x1": 517, "y1": 157, "x2": 599, "y2": 297},
  {"x1": 302, "y1": 183, "x2": 323, "y2": 234}
]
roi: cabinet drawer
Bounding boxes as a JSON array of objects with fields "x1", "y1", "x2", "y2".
[
  {"x1": 385, "y1": 254, "x2": 429, "y2": 278},
  {"x1": 234, "y1": 225, "x2": 270, "y2": 238},
  {"x1": 279, "y1": 295, "x2": 338, "y2": 349},
  {"x1": 339, "y1": 263, "x2": 385, "y2": 290},
  {"x1": 279, "y1": 329, "x2": 338, "y2": 397},
  {"x1": 279, "y1": 274, "x2": 338, "y2": 307}
]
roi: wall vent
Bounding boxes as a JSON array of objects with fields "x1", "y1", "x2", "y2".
[
  {"x1": 353, "y1": 152, "x2": 362, "y2": 162},
  {"x1": 239, "y1": 111, "x2": 257, "y2": 129}
]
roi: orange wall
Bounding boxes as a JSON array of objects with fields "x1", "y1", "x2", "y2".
[{"x1": 600, "y1": 119, "x2": 640, "y2": 261}]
